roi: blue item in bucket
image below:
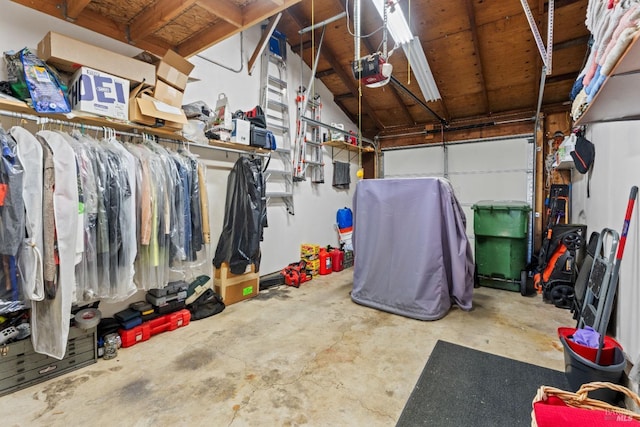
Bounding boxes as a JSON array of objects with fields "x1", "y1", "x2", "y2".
[{"x1": 337, "y1": 207, "x2": 353, "y2": 229}]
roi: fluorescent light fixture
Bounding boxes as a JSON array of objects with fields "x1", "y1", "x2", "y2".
[
  {"x1": 371, "y1": 1, "x2": 413, "y2": 45},
  {"x1": 371, "y1": 1, "x2": 441, "y2": 102},
  {"x1": 403, "y1": 38, "x2": 441, "y2": 102}
]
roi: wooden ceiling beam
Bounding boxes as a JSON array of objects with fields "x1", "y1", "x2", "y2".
[
  {"x1": 180, "y1": 0, "x2": 301, "y2": 57},
  {"x1": 196, "y1": 0, "x2": 243, "y2": 28},
  {"x1": 291, "y1": 40, "x2": 314, "y2": 55},
  {"x1": 10, "y1": 0, "x2": 168, "y2": 54},
  {"x1": 65, "y1": 0, "x2": 91, "y2": 19},
  {"x1": 128, "y1": 0, "x2": 197, "y2": 43},
  {"x1": 286, "y1": 6, "x2": 386, "y2": 130},
  {"x1": 464, "y1": 0, "x2": 490, "y2": 115},
  {"x1": 243, "y1": 0, "x2": 302, "y2": 30},
  {"x1": 177, "y1": 20, "x2": 237, "y2": 57},
  {"x1": 316, "y1": 69, "x2": 336, "y2": 78},
  {"x1": 544, "y1": 71, "x2": 579, "y2": 84},
  {"x1": 554, "y1": 35, "x2": 590, "y2": 51},
  {"x1": 334, "y1": 93, "x2": 353, "y2": 101}
]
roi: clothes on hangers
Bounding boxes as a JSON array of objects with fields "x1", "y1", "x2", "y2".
[
  {"x1": 31, "y1": 130, "x2": 79, "y2": 360},
  {"x1": 0, "y1": 128, "x2": 25, "y2": 307},
  {"x1": 11, "y1": 126, "x2": 44, "y2": 302}
]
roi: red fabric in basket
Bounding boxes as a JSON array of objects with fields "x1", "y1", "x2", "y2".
[{"x1": 533, "y1": 396, "x2": 640, "y2": 426}]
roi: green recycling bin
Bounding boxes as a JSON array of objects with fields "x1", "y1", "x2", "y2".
[{"x1": 471, "y1": 201, "x2": 531, "y2": 292}]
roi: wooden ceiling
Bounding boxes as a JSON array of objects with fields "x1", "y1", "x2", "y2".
[{"x1": 12, "y1": 0, "x2": 589, "y2": 140}]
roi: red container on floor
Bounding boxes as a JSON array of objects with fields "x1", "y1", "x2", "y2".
[
  {"x1": 331, "y1": 247, "x2": 344, "y2": 272},
  {"x1": 319, "y1": 247, "x2": 332, "y2": 275},
  {"x1": 557, "y1": 327, "x2": 622, "y2": 366},
  {"x1": 120, "y1": 309, "x2": 191, "y2": 348}
]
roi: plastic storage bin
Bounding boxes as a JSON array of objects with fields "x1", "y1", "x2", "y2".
[{"x1": 472, "y1": 201, "x2": 531, "y2": 292}]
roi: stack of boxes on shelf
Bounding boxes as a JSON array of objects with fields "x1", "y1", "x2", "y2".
[
  {"x1": 213, "y1": 263, "x2": 259, "y2": 305},
  {"x1": 130, "y1": 49, "x2": 194, "y2": 130},
  {"x1": 36, "y1": 31, "x2": 194, "y2": 130}
]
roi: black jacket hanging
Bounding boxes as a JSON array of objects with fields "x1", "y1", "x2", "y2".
[{"x1": 212, "y1": 156, "x2": 265, "y2": 274}]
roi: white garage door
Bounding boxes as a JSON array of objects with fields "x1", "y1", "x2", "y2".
[{"x1": 382, "y1": 135, "x2": 535, "y2": 254}]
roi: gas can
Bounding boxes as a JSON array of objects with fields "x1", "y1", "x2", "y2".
[
  {"x1": 331, "y1": 247, "x2": 344, "y2": 272},
  {"x1": 319, "y1": 247, "x2": 332, "y2": 275}
]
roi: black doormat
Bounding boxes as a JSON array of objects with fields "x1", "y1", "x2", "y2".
[{"x1": 396, "y1": 340, "x2": 569, "y2": 427}]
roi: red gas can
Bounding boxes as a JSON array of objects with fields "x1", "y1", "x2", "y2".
[
  {"x1": 319, "y1": 247, "x2": 332, "y2": 275},
  {"x1": 331, "y1": 247, "x2": 344, "y2": 272}
]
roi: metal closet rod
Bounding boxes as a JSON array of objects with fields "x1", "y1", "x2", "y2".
[
  {"x1": 0, "y1": 109, "x2": 159, "y2": 140},
  {"x1": 0, "y1": 108, "x2": 270, "y2": 157}
]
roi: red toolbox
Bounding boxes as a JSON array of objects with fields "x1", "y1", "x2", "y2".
[{"x1": 119, "y1": 309, "x2": 191, "y2": 348}]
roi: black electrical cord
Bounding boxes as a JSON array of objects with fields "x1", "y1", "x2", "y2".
[{"x1": 389, "y1": 75, "x2": 448, "y2": 126}]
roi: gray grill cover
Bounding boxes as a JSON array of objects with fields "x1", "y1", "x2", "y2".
[{"x1": 351, "y1": 178, "x2": 474, "y2": 320}]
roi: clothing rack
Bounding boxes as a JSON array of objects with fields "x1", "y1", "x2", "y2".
[{"x1": 0, "y1": 104, "x2": 270, "y2": 158}]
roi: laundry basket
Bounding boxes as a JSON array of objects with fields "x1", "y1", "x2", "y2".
[{"x1": 531, "y1": 382, "x2": 640, "y2": 426}]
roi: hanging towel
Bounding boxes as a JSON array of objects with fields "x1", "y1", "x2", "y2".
[{"x1": 332, "y1": 161, "x2": 351, "y2": 189}]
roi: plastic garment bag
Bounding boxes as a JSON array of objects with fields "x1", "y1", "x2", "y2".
[
  {"x1": 11, "y1": 126, "x2": 44, "y2": 302},
  {"x1": 213, "y1": 156, "x2": 265, "y2": 274},
  {"x1": 105, "y1": 138, "x2": 138, "y2": 300},
  {"x1": 64, "y1": 132, "x2": 99, "y2": 302},
  {"x1": 0, "y1": 128, "x2": 25, "y2": 311},
  {"x1": 126, "y1": 143, "x2": 170, "y2": 290},
  {"x1": 31, "y1": 130, "x2": 78, "y2": 359},
  {"x1": 100, "y1": 135, "x2": 137, "y2": 301},
  {"x1": 182, "y1": 150, "x2": 204, "y2": 261}
]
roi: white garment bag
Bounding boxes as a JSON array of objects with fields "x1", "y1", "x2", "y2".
[{"x1": 31, "y1": 131, "x2": 79, "y2": 359}]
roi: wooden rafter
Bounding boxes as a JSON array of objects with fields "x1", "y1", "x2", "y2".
[
  {"x1": 178, "y1": 0, "x2": 301, "y2": 57},
  {"x1": 128, "y1": 0, "x2": 197, "y2": 43},
  {"x1": 464, "y1": 0, "x2": 490, "y2": 115},
  {"x1": 196, "y1": 0, "x2": 243, "y2": 28},
  {"x1": 65, "y1": 0, "x2": 91, "y2": 19},
  {"x1": 11, "y1": 0, "x2": 169, "y2": 54},
  {"x1": 286, "y1": 6, "x2": 386, "y2": 130}
]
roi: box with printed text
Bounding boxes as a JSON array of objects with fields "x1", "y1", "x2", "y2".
[{"x1": 68, "y1": 66, "x2": 129, "y2": 120}]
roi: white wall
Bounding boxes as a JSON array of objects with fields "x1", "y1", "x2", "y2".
[
  {"x1": 572, "y1": 120, "x2": 640, "y2": 372},
  {"x1": 0, "y1": 3, "x2": 359, "y2": 312},
  {"x1": 182, "y1": 27, "x2": 359, "y2": 275}
]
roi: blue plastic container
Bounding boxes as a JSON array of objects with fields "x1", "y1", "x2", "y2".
[{"x1": 337, "y1": 207, "x2": 353, "y2": 229}]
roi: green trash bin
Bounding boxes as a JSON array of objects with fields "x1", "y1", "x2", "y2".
[{"x1": 471, "y1": 201, "x2": 531, "y2": 292}]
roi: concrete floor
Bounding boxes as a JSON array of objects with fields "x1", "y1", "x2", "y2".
[{"x1": 1, "y1": 270, "x2": 574, "y2": 426}]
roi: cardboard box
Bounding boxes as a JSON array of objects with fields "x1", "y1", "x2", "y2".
[
  {"x1": 230, "y1": 118, "x2": 250, "y2": 145},
  {"x1": 68, "y1": 67, "x2": 129, "y2": 120},
  {"x1": 156, "y1": 49, "x2": 194, "y2": 90},
  {"x1": 129, "y1": 85, "x2": 187, "y2": 130},
  {"x1": 153, "y1": 80, "x2": 184, "y2": 107},
  {"x1": 214, "y1": 263, "x2": 259, "y2": 305},
  {"x1": 214, "y1": 277, "x2": 259, "y2": 305},
  {"x1": 214, "y1": 262, "x2": 255, "y2": 279},
  {"x1": 38, "y1": 31, "x2": 156, "y2": 86}
]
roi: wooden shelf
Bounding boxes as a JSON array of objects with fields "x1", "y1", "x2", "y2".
[
  {"x1": 0, "y1": 97, "x2": 269, "y2": 156},
  {"x1": 205, "y1": 139, "x2": 269, "y2": 154},
  {"x1": 323, "y1": 140, "x2": 374, "y2": 153},
  {"x1": 0, "y1": 97, "x2": 183, "y2": 139},
  {"x1": 574, "y1": 33, "x2": 640, "y2": 125}
]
